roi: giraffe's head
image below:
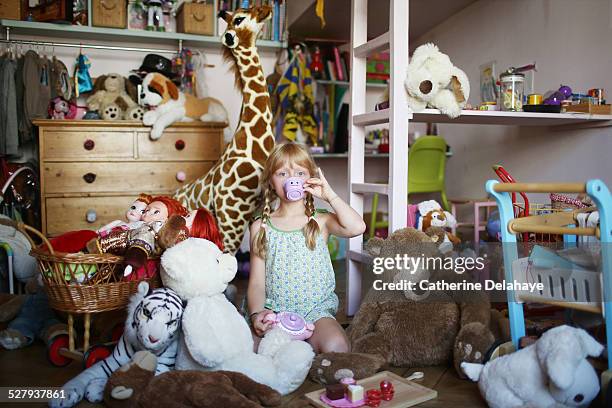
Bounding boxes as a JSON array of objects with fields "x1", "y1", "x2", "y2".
[{"x1": 218, "y1": 5, "x2": 272, "y2": 50}]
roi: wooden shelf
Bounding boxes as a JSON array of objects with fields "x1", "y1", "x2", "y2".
[
  {"x1": 352, "y1": 182, "x2": 388, "y2": 195},
  {"x1": 353, "y1": 109, "x2": 390, "y2": 126},
  {"x1": 0, "y1": 19, "x2": 287, "y2": 50},
  {"x1": 354, "y1": 31, "x2": 389, "y2": 58},
  {"x1": 354, "y1": 107, "x2": 612, "y2": 127},
  {"x1": 316, "y1": 80, "x2": 387, "y2": 89}
]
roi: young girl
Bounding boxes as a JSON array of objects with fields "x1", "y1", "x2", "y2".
[{"x1": 248, "y1": 143, "x2": 366, "y2": 353}]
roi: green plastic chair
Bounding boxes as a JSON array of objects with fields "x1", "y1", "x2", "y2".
[{"x1": 369, "y1": 136, "x2": 449, "y2": 238}]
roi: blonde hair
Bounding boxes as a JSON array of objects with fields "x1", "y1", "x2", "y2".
[{"x1": 253, "y1": 143, "x2": 320, "y2": 258}]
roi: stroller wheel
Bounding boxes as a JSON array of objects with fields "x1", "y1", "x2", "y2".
[
  {"x1": 84, "y1": 344, "x2": 112, "y2": 369},
  {"x1": 47, "y1": 334, "x2": 72, "y2": 367}
]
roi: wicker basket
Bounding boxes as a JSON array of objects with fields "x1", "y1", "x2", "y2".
[{"x1": 4, "y1": 219, "x2": 159, "y2": 314}]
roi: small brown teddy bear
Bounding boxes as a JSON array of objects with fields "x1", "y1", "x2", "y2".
[
  {"x1": 103, "y1": 350, "x2": 282, "y2": 408},
  {"x1": 87, "y1": 73, "x2": 144, "y2": 121},
  {"x1": 309, "y1": 352, "x2": 385, "y2": 385},
  {"x1": 347, "y1": 227, "x2": 502, "y2": 378}
]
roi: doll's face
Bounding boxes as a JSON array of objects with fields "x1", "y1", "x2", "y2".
[
  {"x1": 269, "y1": 162, "x2": 310, "y2": 202},
  {"x1": 126, "y1": 200, "x2": 147, "y2": 222},
  {"x1": 143, "y1": 201, "x2": 168, "y2": 223},
  {"x1": 184, "y1": 210, "x2": 197, "y2": 232}
]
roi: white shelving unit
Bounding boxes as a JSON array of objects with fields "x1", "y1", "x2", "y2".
[{"x1": 345, "y1": 0, "x2": 612, "y2": 316}]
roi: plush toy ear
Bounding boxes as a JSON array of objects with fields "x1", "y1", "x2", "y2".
[
  {"x1": 218, "y1": 9, "x2": 232, "y2": 23},
  {"x1": 166, "y1": 79, "x2": 179, "y2": 100},
  {"x1": 450, "y1": 66, "x2": 470, "y2": 104},
  {"x1": 219, "y1": 253, "x2": 238, "y2": 284},
  {"x1": 365, "y1": 237, "x2": 384, "y2": 257},
  {"x1": 254, "y1": 5, "x2": 272, "y2": 22},
  {"x1": 137, "y1": 281, "x2": 150, "y2": 297},
  {"x1": 92, "y1": 75, "x2": 108, "y2": 93},
  {"x1": 124, "y1": 77, "x2": 139, "y2": 103},
  {"x1": 536, "y1": 325, "x2": 601, "y2": 390}
]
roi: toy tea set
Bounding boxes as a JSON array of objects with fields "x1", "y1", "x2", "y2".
[{"x1": 306, "y1": 371, "x2": 437, "y2": 408}]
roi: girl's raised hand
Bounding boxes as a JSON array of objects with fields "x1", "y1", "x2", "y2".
[
  {"x1": 304, "y1": 167, "x2": 337, "y2": 202},
  {"x1": 251, "y1": 309, "x2": 274, "y2": 337}
]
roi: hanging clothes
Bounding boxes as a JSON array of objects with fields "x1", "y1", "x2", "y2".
[
  {"x1": 275, "y1": 50, "x2": 318, "y2": 145},
  {"x1": 0, "y1": 55, "x2": 19, "y2": 156},
  {"x1": 22, "y1": 50, "x2": 50, "y2": 132},
  {"x1": 49, "y1": 56, "x2": 72, "y2": 101},
  {"x1": 14, "y1": 54, "x2": 31, "y2": 145}
]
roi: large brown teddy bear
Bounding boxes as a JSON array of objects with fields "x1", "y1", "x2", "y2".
[
  {"x1": 103, "y1": 350, "x2": 282, "y2": 408},
  {"x1": 86, "y1": 73, "x2": 144, "y2": 121},
  {"x1": 346, "y1": 227, "x2": 505, "y2": 378}
]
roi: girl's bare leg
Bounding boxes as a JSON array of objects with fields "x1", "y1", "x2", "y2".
[{"x1": 308, "y1": 317, "x2": 350, "y2": 354}]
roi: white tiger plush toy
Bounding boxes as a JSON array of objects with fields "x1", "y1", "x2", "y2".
[{"x1": 49, "y1": 282, "x2": 184, "y2": 408}]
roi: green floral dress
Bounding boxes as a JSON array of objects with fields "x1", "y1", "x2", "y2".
[{"x1": 262, "y1": 209, "x2": 339, "y2": 322}]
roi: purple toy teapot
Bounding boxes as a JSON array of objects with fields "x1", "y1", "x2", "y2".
[{"x1": 264, "y1": 311, "x2": 315, "y2": 340}]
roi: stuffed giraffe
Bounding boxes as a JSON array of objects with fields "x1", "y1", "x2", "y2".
[{"x1": 173, "y1": 5, "x2": 275, "y2": 254}]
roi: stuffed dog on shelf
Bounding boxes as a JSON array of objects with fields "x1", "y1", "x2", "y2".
[{"x1": 140, "y1": 72, "x2": 228, "y2": 140}]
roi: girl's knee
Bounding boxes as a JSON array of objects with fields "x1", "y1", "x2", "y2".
[{"x1": 320, "y1": 334, "x2": 350, "y2": 354}]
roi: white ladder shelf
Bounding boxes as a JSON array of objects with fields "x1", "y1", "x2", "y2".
[{"x1": 347, "y1": 0, "x2": 410, "y2": 316}]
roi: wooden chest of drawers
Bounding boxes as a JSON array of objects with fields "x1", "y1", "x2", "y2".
[{"x1": 35, "y1": 120, "x2": 226, "y2": 236}]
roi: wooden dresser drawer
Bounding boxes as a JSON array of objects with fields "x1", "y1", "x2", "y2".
[
  {"x1": 43, "y1": 131, "x2": 134, "y2": 160},
  {"x1": 46, "y1": 196, "x2": 136, "y2": 236},
  {"x1": 137, "y1": 131, "x2": 222, "y2": 161},
  {"x1": 43, "y1": 162, "x2": 213, "y2": 194}
]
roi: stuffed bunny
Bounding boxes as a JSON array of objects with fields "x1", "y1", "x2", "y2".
[
  {"x1": 462, "y1": 325, "x2": 603, "y2": 408},
  {"x1": 404, "y1": 43, "x2": 470, "y2": 118}
]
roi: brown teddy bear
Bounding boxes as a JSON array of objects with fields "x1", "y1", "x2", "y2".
[
  {"x1": 87, "y1": 73, "x2": 144, "y2": 121},
  {"x1": 103, "y1": 350, "x2": 282, "y2": 408},
  {"x1": 346, "y1": 227, "x2": 503, "y2": 378}
]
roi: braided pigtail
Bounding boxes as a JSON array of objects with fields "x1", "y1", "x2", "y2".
[
  {"x1": 253, "y1": 188, "x2": 275, "y2": 259},
  {"x1": 303, "y1": 192, "x2": 320, "y2": 251}
]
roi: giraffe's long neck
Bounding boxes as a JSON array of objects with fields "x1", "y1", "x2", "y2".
[{"x1": 231, "y1": 46, "x2": 274, "y2": 147}]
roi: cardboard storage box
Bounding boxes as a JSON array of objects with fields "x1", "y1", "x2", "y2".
[{"x1": 176, "y1": 2, "x2": 213, "y2": 36}]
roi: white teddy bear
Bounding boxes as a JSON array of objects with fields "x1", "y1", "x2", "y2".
[
  {"x1": 404, "y1": 43, "x2": 470, "y2": 118},
  {"x1": 462, "y1": 325, "x2": 603, "y2": 408},
  {"x1": 160, "y1": 238, "x2": 315, "y2": 395}
]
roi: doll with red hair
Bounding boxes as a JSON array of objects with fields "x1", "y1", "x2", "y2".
[{"x1": 158, "y1": 207, "x2": 224, "y2": 251}]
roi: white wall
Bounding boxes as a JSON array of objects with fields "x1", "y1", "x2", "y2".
[{"x1": 414, "y1": 0, "x2": 612, "y2": 201}]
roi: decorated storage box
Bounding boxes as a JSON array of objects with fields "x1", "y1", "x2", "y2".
[{"x1": 176, "y1": 1, "x2": 214, "y2": 35}]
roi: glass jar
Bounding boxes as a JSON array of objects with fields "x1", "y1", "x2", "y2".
[{"x1": 499, "y1": 72, "x2": 525, "y2": 111}]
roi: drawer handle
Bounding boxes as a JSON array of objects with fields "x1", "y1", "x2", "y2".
[
  {"x1": 86, "y1": 209, "x2": 97, "y2": 223},
  {"x1": 84, "y1": 139, "x2": 95, "y2": 150},
  {"x1": 83, "y1": 173, "x2": 97, "y2": 183},
  {"x1": 176, "y1": 171, "x2": 186, "y2": 182},
  {"x1": 175, "y1": 139, "x2": 186, "y2": 150}
]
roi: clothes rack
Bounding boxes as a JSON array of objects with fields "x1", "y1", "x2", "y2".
[{"x1": 2, "y1": 27, "x2": 179, "y2": 54}]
